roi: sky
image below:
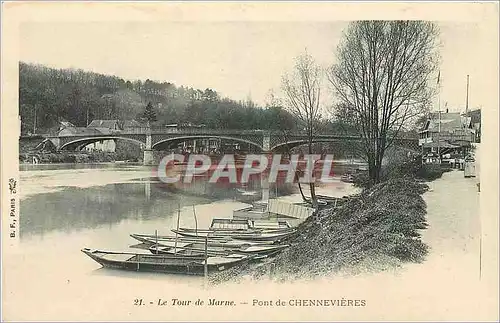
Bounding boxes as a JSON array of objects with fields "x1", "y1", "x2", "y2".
[{"x1": 19, "y1": 20, "x2": 495, "y2": 112}]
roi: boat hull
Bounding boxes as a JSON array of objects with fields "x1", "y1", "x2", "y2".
[
  {"x1": 144, "y1": 242, "x2": 289, "y2": 257},
  {"x1": 81, "y1": 248, "x2": 248, "y2": 275},
  {"x1": 129, "y1": 233, "x2": 275, "y2": 246},
  {"x1": 172, "y1": 229, "x2": 296, "y2": 242}
]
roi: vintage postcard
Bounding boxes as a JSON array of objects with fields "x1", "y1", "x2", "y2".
[{"x1": 1, "y1": 2, "x2": 498, "y2": 321}]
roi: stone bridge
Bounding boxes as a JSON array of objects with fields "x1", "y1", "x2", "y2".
[{"x1": 44, "y1": 128, "x2": 419, "y2": 165}]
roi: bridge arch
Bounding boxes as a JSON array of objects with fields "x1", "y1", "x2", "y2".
[
  {"x1": 271, "y1": 139, "x2": 348, "y2": 152},
  {"x1": 60, "y1": 136, "x2": 145, "y2": 151},
  {"x1": 152, "y1": 136, "x2": 264, "y2": 151},
  {"x1": 271, "y1": 138, "x2": 419, "y2": 153}
]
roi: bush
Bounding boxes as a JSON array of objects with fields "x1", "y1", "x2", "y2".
[
  {"x1": 352, "y1": 171, "x2": 370, "y2": 188},
  {"x1": 115, "y1": 140, "x2": 142, "y2": 161},
  {"x1": 415, "y1": 164, "x2": 452, "y2": 181},
  {"x1": 87, "y1": 151, "x2": 116, "y2": 162},
  {"x1": 75, "y1": 154, "x2": 90, "y2": 163},
  {"x1": 21, "y1": 150, "x2": 119, "y2": 164},
  {"x1": 353, "y1": 156, "x2": 451, "y2": 188}
]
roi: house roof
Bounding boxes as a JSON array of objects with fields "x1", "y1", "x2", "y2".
[
  {"x1": 59, "y1": 120, "x2": 76, "y2": 128},
  {"x1": 421, "y1": 112, "x2": 471, "y2": 132},
  {"x1": 122, "y1": 120, "x2": 143, "y2": 128},
  {"x1": 59, "y1": 127, "x2": 102, "y2": 136},
  {"x1": 91, "y1": 127, "x2": 115, "y2": 135},
  {"x1": 87, "y1": 120, "x2": 120, "y2": 129},
  {"x1": 422, "y1": 140, "x2": 460, "y2": 149}
]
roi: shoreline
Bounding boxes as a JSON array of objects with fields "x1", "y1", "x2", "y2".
[
  {"x1": 210, "y1": 161, "x2": 456, "y2": 284},
  {"x1": 210, "y1": 177, "x2": 430, "y2": 284}
]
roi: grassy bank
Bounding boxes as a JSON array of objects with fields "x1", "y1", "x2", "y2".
[
  {"x1": 19, "y1": 151, "x2": 126, "y2": 164},
  {"x1": 210, "y1": 178, "x2": 429, "y2": 284},
  {"x1": 353, "y1": 158, "x2": 452, "y2": 189},
  {"x1": 19, "y1": 139, "x2": 143, "y2": 164},
  {"x1": 210, "y1": 158, "x2": 451, "y2": 284}
]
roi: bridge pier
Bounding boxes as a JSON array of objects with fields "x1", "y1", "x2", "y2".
[
  {"x1": 262, "y1": 133, "x2": 271, "y2": 151},
  {"x1": 143, "y1": 133, "x2": 154, "y2": 165},
  {"x1": 261, "y1": 173, "x2": 270, "y2": 202},
  {"x1": 143, "y1": 150, "x2": 154, "y2": 165},
  {"x1": 144, "y1": 181, "x2": 151, "y2": 201},
  {"x1": 260, "y1": 134, "x2": 272, "y2": 201}
]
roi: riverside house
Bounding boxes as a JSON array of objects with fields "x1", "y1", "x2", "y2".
[{"x1": 418, "y1": 110, "x2": 477, "y2": 163}]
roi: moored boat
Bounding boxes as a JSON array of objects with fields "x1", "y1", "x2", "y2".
[
  {"x1": 131, "y1": 240, "x2": 289, "y2": 257},
  {"x1": 81, "y1": 248, "x2": 251, "y2": 275},
  {"x1": 177, "y1": 226, "x2": 295, "y2": 235},
  {"x1": 171, "y1": 228, "x2": 296, "y2": 242},
  {"x1": 209, "y1": 218, "x2": 292, "y2": 231},
  {"x1": 129, "y1": 233, "x2": 275, "y2": 246}
]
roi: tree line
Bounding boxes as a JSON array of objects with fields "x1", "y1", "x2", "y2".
[{"x1": 19, "y1": 62, "x2": 299, "y2": 134}]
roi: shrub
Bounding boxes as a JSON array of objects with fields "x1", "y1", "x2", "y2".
[
  {"x1": 415, "y1": 164, "x2": 452, "y2": 181},
  {"x1": 353, "y1": 156, "x2": 451, "y2": 188},
  {"x1": 353, "y1": 171, "x2": 370, "y2": 188},
  {"x1": 75, "y1": 154, "x2": 90, "y2": 163}
]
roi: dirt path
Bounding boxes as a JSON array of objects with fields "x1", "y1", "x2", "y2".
[
  {"x1": 419, "y1": 169, "x2": 481, "y2": 280},
  {"x1": 388, "y1": 169, "x2": 494, "y2": 320}
]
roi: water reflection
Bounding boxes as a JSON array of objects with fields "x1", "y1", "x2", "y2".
[
  {"x1": 19, "y1": 161, "x2": 359, "y2": 240},
  {"x1": 20, "y1": 181, "x2": 211, "y2": 239},
  {"x1": 9, "y1": 161, "x2": 362, "y2": 321},
  {"x1": 20, "y1": 162, "x2": 143, "y2": 171}
]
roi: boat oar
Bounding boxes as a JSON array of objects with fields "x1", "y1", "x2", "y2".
[
  {"x1": 193, "y1": 205, "x2": 198, "y2": 237},
  {"x1": 155, "y1": 229, "x2": 158, "y2": 254},
  {"x1": 204, "y1": 236, "x2": 208, "y2": 288},
  {"x1": 174, "y1": 206, "x2": 181, "y2": 253}
]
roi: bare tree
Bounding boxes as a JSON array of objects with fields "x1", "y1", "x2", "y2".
[
  {"x1": 328, "y1": 21, "x2": 439, "y2": 186},
  {"x1": 282, "y1": 51, "x2": 323, "y2": 208},
  {"x1": 263, "y1": 90, "x2": 308, "y2": 200}
]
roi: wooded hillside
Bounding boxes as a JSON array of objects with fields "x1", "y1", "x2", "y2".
[{"x1": 19, "y1": 62, "x2": 299, "y2": 134}]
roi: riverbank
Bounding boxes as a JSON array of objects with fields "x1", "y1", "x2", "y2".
[
  {"x1": 210, "y1": 178, "x2": 430, "y2": 284},
  {"x1": 207, "y1": 169, "x2": 486, "y2": 322},
  {"x1": 210, "y1": 161, "x2": 453, "y2": 283},
  {"x1": 19, "y1": 150, "x2": 140, "y2": 164}
]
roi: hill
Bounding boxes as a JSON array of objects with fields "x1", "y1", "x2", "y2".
[{"x1": 19, "y1": 62, "x2": 297, "y2": 135}]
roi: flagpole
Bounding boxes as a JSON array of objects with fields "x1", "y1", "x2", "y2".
[
  {"x1": 437, "y1": 71, "x2": 441, "y2": 163},
  {"x1": 465, "y1": 75, "x2": 470, "y2": 158},
  {"x1": 466, "y1": 74, "x2": 470, "y2": 115}
]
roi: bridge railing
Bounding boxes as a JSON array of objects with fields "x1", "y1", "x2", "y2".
[
  {"x1": 40, "y1": 126, "x2": 418, "y2": 141},
  {"x1": 117, "y1": 127, "x2": 273, "y2": 135},
  {"x1": 118, "y1": 127, "x2": 356, "y2": 137}
]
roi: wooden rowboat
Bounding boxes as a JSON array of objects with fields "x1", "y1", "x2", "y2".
[
  {"x1": 81, "y1": 248, "x2": 250, "y2": 275},
  {"x1": 177, "y1": 227, "x2": 295, "y2": 235},
  {"x1": 209, "y1": 218, "x2": 292, "y2": 231},
  {"x1": 150, "y1": 244, "x2": 287, "y2": 258},
  {"x1": 130, "y1": 242, "x2": 217, "y2": 258},
  {"x1": 129, "y1": 233, "x2": 275, "y2": 246},
  {"x1": 171, "y1": 228, "x2": 296, "y2": 242},
  {"x1": 130, "y1": 240, "x2": 289, "y2": 257}
]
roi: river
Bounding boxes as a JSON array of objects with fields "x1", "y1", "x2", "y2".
[
  {"x1": 4, "y1": 162, "x2": 361, "y2": 321},
  {"x1": 5, "y1": 161, "x2": 490, "y2": 322}
]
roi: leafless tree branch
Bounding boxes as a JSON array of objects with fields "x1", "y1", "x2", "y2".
[{"x1": 328, "y1": 21, "x2": 439, "y2": 186}]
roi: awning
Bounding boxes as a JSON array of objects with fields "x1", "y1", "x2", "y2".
[
  {"x1": 449, "y1": 140, "x2": 472, "y2": 147},
  {"x1": 423, "y1": 141, "x2": 460, "y2": 149}
]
